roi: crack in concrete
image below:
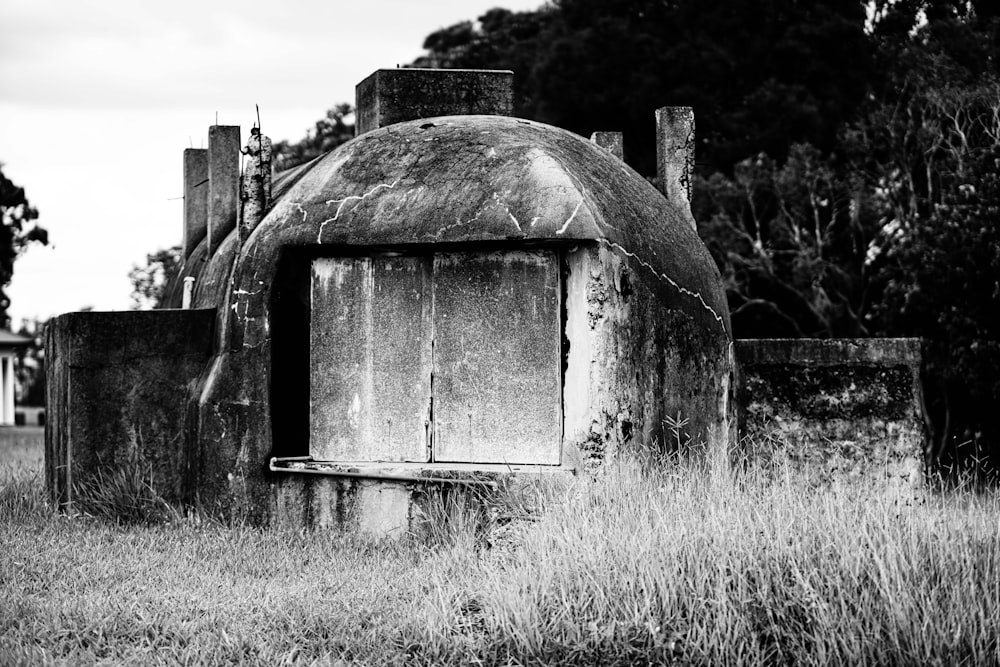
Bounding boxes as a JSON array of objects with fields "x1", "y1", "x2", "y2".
[
  {"x1": 599, "y1": 239, "x2": 729, "y2": 337},
  {"x1": 290, "y1": 202, "x2": 307, "y2": 224},
  {"x1": 492, "y1": 192, "x2": 522, "y2": 232},
  {"x1": 316, "y1": 180, "x2": 400, "y2": 243},
  {"x1": 556, "y1": 199, "x2": 584, "y2": 235},
  {"x1": 430, "y1": 206, "x2": 488, "y2": 240}
]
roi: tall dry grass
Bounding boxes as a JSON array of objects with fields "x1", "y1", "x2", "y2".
[
  {"x1": 2, "y1": 427, "x2": 998, "y2": 665},
  {"x1": 409, "y1": 458, "x2": 1000, "y2": 665}
]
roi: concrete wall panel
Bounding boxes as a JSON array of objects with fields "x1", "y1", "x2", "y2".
[
  {"x1": 562, "y1": 244, "x2": 734, "y2": 470},
  {"x1": 310, "y1": 256, "x2": 432, "y2": 462},
  {"x1": 432, "y1": 251, "x2": 562, "y2": 465}
]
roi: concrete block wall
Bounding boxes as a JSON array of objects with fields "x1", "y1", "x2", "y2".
[
  {"x1": 736, "y1": 338, "x2": 924, "y2": 487},
  {"x1": 45, "y1": 310, "x2": 215, "y2": 509}
]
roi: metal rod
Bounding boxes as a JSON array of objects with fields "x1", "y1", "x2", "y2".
[{"x1": 269, "y1": 458, "x2": 498, "y2": 487}]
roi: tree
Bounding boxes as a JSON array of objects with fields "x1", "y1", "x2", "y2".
[
  {"x1": 693, "y1": 143, "x2": 876, "y2": 339},
  {"x1": 14, "y1": 318, "x2": 45, "y2": 406},
  {"x1": 0, "y1": 164, "x2": 48, "y2": 328},
  {"x1": 411, "y1": 1, "x2": 872, "y2": 177},
  {"x1": 272, "y1": 104, "x2": 355, "y2": 172},
  {"x1": 412, "y1": 8, "x2": 556, "y2": 116},
  {"x1": 128, "y1": 246, "x2": 181, "y2": 310},
  {"x1": 854, "y1": 17, "x2": 1000, "y2": 472}
]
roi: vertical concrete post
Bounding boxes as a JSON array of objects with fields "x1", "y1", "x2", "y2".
[
  {"x1": 182, "y1": 149, "x2": 208, "y2": 261},
  {"x1": 207, "y1": 125, "x2": 241, "y2": 257},
  {"x1": 238, "y1": 128, "x2": 273, "y2": 247},
  {"x1": 182, "y1": 277, "x2": 196, "y2": 309},
  {"x1": 590, "y1": 131, "x2": 624, "y2": 160},
  {"x1": 655, "y1": 107, "x2": 696, "y2": 231}
]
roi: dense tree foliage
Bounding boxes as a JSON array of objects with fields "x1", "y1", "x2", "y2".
[
  {"x1": 0, "y1": 164, "x2": 48, "y2": 328},
  {"x1": 859, "y1": 9, "x2": 1000, "y2": 470},
  {"x1": 413, "y1": 1, "x2": 872, "y2": 177},
  {"x1": 271, "y1": 0, "x2": 1000, "y2": 474}
]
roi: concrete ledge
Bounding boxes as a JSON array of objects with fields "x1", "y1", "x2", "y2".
[
  {"x1": 736, "y1": 337, "x2": 921, "y2": 367},
  {"x1": 271, "y1": 457, "x2": 575, "y2": 479}
]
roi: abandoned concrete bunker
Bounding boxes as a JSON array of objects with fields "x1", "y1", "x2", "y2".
[{"x1": 46, "y1": 68, "x2": 738, "y2": 533}]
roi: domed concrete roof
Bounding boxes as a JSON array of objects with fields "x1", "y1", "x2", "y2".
[{"x1": 173, "y1": 114, "x2": 730, "y2": 342}]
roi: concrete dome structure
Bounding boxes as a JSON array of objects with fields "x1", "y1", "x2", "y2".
[
  {"x1": 175, "y1": 115, "x2": 728, "y2": 332},
  {"x1": 175, "y1": 113, "x2": 734, "y2": 522},
  {"x1": 46, "y1": 69, "x2": 927, "y2": 533},
  {"x1": 49, "y1": 70, "x2": 738, "y2": 531}
]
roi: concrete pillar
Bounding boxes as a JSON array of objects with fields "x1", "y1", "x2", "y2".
[
  {"x1": 182, "y1": 149, "x2": 208, "y2": 260},
  {"x1": 182, "y1": 277, "x2": 195, "y2": 309},
  {"x1": 207, "y1": 125, "x2": 241, "y2": 257},
  {"x1": 238, "y1": 129, "x2": 273, "y2": 247},
  {"x1": 655, "y1": 107, "x2": 696, "y2": 231},
  {"x1": 590, "y1": 131, "x2": 624, "y2": 160},
  {"x1": 355, "y1": 68, "x2": 514, "y2": 136}
]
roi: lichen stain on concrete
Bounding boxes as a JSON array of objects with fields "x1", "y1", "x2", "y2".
[{"x1": 737, "y1": 339, "x2": 923, "y2": 488}]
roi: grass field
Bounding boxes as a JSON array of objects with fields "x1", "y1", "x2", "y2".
[{"x1": 2, "y1": 427, "x2": 999, "y2": 665}]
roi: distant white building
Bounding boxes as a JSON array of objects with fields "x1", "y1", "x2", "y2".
[{"x1": 0, "y1": 329, "x2": 32, "y2": 425}]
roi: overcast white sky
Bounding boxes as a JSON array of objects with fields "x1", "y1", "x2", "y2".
[{"x1": 0, "y1": 0, "x2": 544, "y2": 326}]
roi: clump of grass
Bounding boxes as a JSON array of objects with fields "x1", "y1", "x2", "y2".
[
  {"x1": 411, "y1": 475, "x2": 563, "y2": 555},
  {"x1": 0, "y1": 471, "x2": 46, "y2": 522},
  {"x1": 72, "y1": 466, "x2": 181, "y2": 526}
]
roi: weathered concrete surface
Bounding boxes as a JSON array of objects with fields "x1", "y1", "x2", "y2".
[
  {"x1": 207, "y1": 125, "x2": 240, "y2": 256},
  {"x1": 564, "y1": 244, "x2": 734, "y2": 470},
  {"x1": 356, "y1": 69, "x2": 513, "y2": 135},
  {"x1": 656, "y1": 107, "x2": 696, "y2": 231},
  {"x1": 432, "y1": 250, "x2": 561, "y2": 465},
  {"x1": 736, "y1": 338, "x2": 924, "y2": 487},
  {"x1": 270, "y1": 463, "x2": 570, "y2": 537},
  {"x1": 45, "y1": 310, "x2": 215, "y2": 509},
  {"x1": 183, "y1": 149, "x2": 208, "y2": 260},
  {"x1": 590, "y1": 131, "x2": 624, "y2": 160},
  {"x1": 309, "y1": 256, "x2": 432, "y2": 462},
  {"x1": 168, "y1": 114, "x2": 731, "y2": 523},
  {"x1": 238, "y1": 129, "x2": 273, "y2": 246},
  {"x1": 308, "y1": 250, "x2": 561, "y2": 466},
  {"x1": 272, "y1": 475, "x2": 413, "y2": 538}
]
